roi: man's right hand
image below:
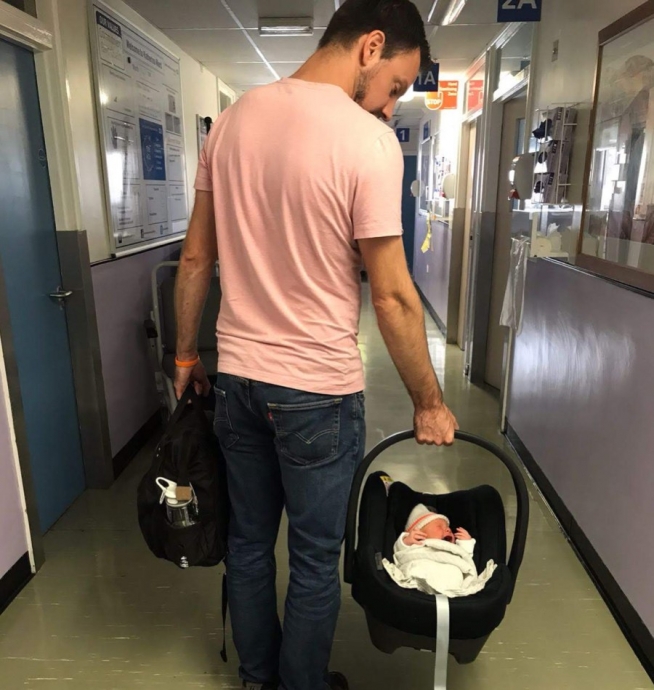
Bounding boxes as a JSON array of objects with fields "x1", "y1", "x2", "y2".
[
  {"x1": 414, "y1": 403, "x2": 459, "y2": 446},
  {"x1": 174, "y1": 359, "x2": 212, "y2": 400}
]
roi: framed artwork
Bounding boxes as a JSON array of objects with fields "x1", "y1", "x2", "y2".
[{"x1": 578, "y1": 0, "x2": 654, "y2": 292}]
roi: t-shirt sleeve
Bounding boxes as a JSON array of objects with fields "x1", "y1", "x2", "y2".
[
  {"x1": 194, "y1": 137, "x2": 213, "y2": 192},
  {"x1": 352, "y1": 131, "x2": 405, "y2": 240}
]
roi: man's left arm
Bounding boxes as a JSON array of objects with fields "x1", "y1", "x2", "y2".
[{"x1": 174, "y1": 189, "x2": 217, "y2": 399}]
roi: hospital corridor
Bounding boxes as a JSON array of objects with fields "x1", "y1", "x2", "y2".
[{"x1": 1, "y1": 1, "x2": 654, "y2": 689}]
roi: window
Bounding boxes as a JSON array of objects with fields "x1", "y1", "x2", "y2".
[
  {"x1": 4, "y1": 0, "x2": 36, "y2": 16},
  {"x1": 495, "y1": 25, "x2": 534, "y2": 97}
]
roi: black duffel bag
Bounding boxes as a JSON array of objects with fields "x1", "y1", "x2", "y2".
[{"x1": 137, "y1": 386, "x2": 228, "y2": 569}]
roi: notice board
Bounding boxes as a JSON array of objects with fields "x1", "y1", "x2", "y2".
[{"x1": 89, "y1": 1, "x2": 188, "y2": 255}]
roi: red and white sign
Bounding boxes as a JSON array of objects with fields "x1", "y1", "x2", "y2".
[
  {"x1": 466, "y1": 79, "x2": 484, "y2": 112},
  {"x1": 424, "y1": 81, "x2": 459, "y2": 111}
]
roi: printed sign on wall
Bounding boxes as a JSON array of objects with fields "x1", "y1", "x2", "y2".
[
  {"x1": 497, "y1": 0, "x2": 542, "y2": 22},
  {"x1": 423, "y1": 120, "x2": 431, "y2": 141},
  {"x1": 90, "y1": 1, "x2": 189, "y2": 255},
  {"x1": 413, "y1": 62, "x2": 440, "y2": 93},
  {"x1": 396, "y1": 128, "x2": 410, "y2": 143},
  {"x1": 467, "y1": 79, "x2": 484, "y2": 112},
  {"x1": 425, "y1": 81, "x2": 460, "y2": 111}
]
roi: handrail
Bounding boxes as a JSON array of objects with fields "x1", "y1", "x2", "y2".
[{"x1": 343, "y1": 430, "x2": 530, "y2": 598}]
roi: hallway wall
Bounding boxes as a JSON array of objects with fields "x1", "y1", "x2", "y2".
[
  {"x1": 506, "y1": 1, "x2": 654, "y2": 659},
  {"x1": 44, "y1": 0, "x2": 226, "y2": 462},
  {"x1": 55, "y1": 0, "x2": 220, "y2": 263},
  {"x1": 413, "y1": 106, "x2": 461, "y2": 336},
  {"x1": 92, "y1": 243, "x2": 181, "y2": 457},
  {"x1": 508, "y1": 259, "x2": 654, "y2": 639},
  {"x1": 531, "y1": 0, "x2": 644, "y2": 215}
]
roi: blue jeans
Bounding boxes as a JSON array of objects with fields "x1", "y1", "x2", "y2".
[{"x1": 214, "y1": 374, "x2": 366, "y2": 690}]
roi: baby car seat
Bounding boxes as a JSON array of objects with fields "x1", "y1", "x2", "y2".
[{"x1": 344, "y1": 430, "x2": 529, "y2": 665}]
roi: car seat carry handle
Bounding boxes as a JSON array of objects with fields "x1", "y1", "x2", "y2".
[{"x1": 343, "y1": 430, "x2": 530, "y2": 597}]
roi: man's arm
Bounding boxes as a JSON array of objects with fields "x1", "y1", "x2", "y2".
[
  {"x1": 173, "y1": 190, "x2": 217, "y2": 399},
  {"x1": 358, "y1": 236, "x2": 458, "y2": 445}
]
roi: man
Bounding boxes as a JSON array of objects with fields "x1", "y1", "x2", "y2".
[{"x1": 174, "y1": 1, "x2": 458, "y2": 689}]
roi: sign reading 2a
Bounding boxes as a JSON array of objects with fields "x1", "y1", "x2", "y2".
[{"x1": 497, "y1": 0, "x2": 542, "y2": 22}]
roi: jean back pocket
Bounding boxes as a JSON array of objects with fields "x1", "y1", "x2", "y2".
[{"x1": 269, "y1": 397, "x2": 342, "y2": 466}]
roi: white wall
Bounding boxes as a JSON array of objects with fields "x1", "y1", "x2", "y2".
[
  {"x1": 0, "y1": 336, "x2": 31, "y2": 580},
  {"x1": 533, "y1": 0, "x2": 645, "y2": 207},
  {"x1": 55, "y1": 0, "x2": 222, "y2": 262},
  {"x1": 398, "y1": 126, "x2": 419, "y2": 155},
  {"x1": 534, "y1": 0, "x2": 644, "y2": 108}
]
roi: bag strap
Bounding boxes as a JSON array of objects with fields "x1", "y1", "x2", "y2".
[
  {"x1": 165, "y1": 385, "x2": 205, "y2": 432},
  {"x1": 165, "y1": 387, "x2": 210, "y2": 488},
  {"x1": 175, "y1": 430, "x2": 193, "y2": 488}
]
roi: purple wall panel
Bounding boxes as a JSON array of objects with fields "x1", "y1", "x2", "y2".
[
  {"x1": 91, "y1": 244, "x2": 181, "y2": 457},
  {"x1": 0, "y1": 382, "x2": 28, "y2": 578},
  {"x1": 509, "y1": 258, "x2": 654, "y2": 635}
]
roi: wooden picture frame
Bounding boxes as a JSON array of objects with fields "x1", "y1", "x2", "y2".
[{"x1": 577, "y1": 0, "x2": 654, "y2": 293}]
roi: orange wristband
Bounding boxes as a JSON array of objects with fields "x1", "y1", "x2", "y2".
[{"x1": 175, "y1": 356, "x2": 200, "y2": 368}]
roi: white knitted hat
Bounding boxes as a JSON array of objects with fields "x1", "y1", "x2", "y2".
[{"x1": 406, "y1": 504, "x2": 450, "y2": 532}]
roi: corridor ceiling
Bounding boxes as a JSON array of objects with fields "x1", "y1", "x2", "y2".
[{"x1": 124, "y1": 0, "x2": 505, "y2": 101}]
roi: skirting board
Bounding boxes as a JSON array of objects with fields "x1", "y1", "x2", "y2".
[
  {"x1": 0, "y1": 553, "x2": 32, "y2": 616},
  {"x1": 415, "y1": 283, "x2": 447, "y2": 337},
  {"x1": 506, "y1": 425, "x2": 654, "y2": 682}
]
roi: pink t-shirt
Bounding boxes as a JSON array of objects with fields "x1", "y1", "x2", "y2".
[{"x1": 194, "y1": 77, "x2": 404, "y2": 395}]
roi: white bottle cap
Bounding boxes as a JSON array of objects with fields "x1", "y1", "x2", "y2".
[{"x1": 156, "y1": 477, "x2": 180, "y2": 505}]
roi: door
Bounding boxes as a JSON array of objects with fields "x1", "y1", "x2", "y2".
[
  {"x1": 484, "y1": 97, "x2": 527, "y2": 389},
  {"x1": 0, "y1": 39, "x2": 86, "y2": 532},
  {"x1": 401, "y1": 155, "x2": 418, "y2": 273},
  {"x1": 457, "y1": 121, "x2": 477, "y2": 348}
]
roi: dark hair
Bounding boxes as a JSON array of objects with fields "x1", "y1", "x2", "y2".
[{"x1": 319, "y1": 0, "x2": 431, "y2": 73}]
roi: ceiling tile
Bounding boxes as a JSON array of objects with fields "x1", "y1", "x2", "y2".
[
  {"x1": 202, "y1": 61, "x2": 276, "y2": 85},
  {"x1": 315, "y1": 0, "x2": 338, "y2": 27},
  {"x1": 250, "y1": 30, "x2": 324, "y2": 62},
  {"x1": 257, "y1": 0, "x2": 313, "y2": 19},
  {"x1": 124, "y1": 0, "x2": 258, "y2": 29},
  {"x1": 165, "y1": 28, "x2": 259, "y2": 63},
  {"x1": 431, "y1": 24, "x2": 503, "y2": 62},
  {"x1": 454, "y1": 0, "x2": 501, "y2": 25}
]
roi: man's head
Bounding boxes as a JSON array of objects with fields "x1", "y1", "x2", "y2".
[{"x1": 318, "y1": 0, "x2": 431, "y2": 121}]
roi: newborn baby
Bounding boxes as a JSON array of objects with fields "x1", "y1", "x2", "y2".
[
  {"x1": 383, "y1": 504, "x2": 496, "y2": 598},
  {"x1": 399, "y1": 505, "x2": 474, "y2": 553}
]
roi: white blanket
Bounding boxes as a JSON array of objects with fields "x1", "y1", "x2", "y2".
[{"x1": 383, "y1": 536, "x2": 497, "y2": 598}]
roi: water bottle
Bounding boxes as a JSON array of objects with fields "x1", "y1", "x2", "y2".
[{"x1": 156, "y1": 477, "x2": 200, "y2": 529}]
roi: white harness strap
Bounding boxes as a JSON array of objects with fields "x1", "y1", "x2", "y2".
[{"x1": 434, "y1": 594, "x2": 450, "y2": 690}]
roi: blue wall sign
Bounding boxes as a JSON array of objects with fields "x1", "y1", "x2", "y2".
[
  {"x1": 139, "y1": 119, "x2": 166, "y2": 181},
  {"x1": 497, "y1": 0, "x2": 542, "y2": 22},
  {"x1": 423, "y1": 120, "x2": 431, "y2": 141},
  {"x1": 396, "y1": 128, "x2": 410, "y2": 143},
  {"x1": 413, "y1": 62, "x2": 440, "y2": 93}
]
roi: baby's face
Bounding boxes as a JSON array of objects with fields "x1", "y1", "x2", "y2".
[{"x1": 423, "y1": 518, "x2": 454, "y2": 542}]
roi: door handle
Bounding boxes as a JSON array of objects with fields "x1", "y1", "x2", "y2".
[{"x1": 49, "y1": 288, "x2": 73, "y2": 302}]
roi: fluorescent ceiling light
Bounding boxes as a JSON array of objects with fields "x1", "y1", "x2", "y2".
[
  {"x1": 259, "y1": 17, "x2": 314, "y2": 37},
  {"x1": 442, "y1": 0, "x2": 467, "y2": 25},
  {"x1": 427, "y1": 0, "x2": 441, "y2": 23}
]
